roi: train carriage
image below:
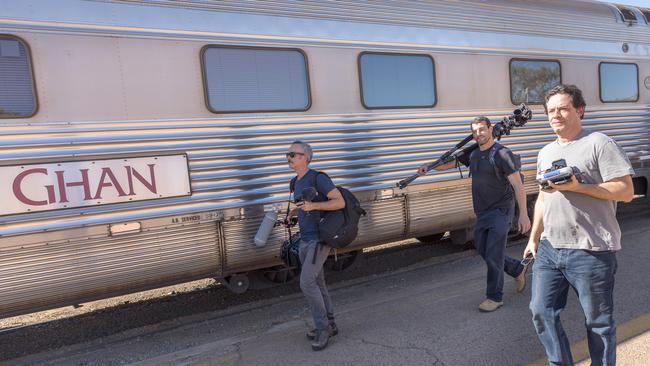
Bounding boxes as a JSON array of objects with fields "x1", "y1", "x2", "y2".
[{"x1": 0, "y1": 0, "x2": 649, "y2": 318}]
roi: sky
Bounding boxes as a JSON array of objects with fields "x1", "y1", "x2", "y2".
[{"x1": 597, "y1": 0, "x2": 650, "y2": 7}]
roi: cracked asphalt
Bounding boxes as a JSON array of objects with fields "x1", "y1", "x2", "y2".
[{"x1": 5, "y1": 199, "x2": 650, "y2": 365}]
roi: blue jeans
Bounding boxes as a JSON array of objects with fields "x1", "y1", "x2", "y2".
[
  {"x1": 530, "y1": 239, "x2": 617, "y2": 366},
  {"x1": 474, "y1": 206, "x2": 524, "y2": 302},
  {"x1": 299, "y1": 239, "x2": 334, "y2": 331}
]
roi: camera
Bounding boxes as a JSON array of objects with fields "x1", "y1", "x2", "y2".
[
  {"x1": 493, "y1": 103, "x2": 532, "y2": 139},
  {"x1": 536, "y1": 159, "x2": 580, "y2": 189},
  {"x1": 282, "y1": 216, "x2": 298, "y2": 227},
  {"x1": 294, "y1": 186, "x2": 318, "y2": 203}
]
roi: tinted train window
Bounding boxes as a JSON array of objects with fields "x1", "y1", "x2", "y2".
[
  {"x1": 359, "y1": 53, "x2": 436, "y2": 109},
  {"x1": 202, "y1": 47, "x2": 310, "y2": 113},
  {"x1": 0, "y1": 36, "x2": 36, "y2": 118},
  {"x1": 510, "y1": 59, "x2": 561, "y2": 104},
  {"x1": 599, "y1": 62, "x2": 638, "y2": 103}
]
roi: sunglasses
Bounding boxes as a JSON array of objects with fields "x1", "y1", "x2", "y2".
[{"x1": 285, "y1": 152, "x2": 305, "y2": 158}]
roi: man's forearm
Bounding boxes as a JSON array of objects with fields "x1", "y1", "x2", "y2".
[
  {"x1": 433, "y1": 160, "x2": 458, "y2": 171},
  {"x1": 311, "y1": 198, "x2": 345, "y2": 211},
  {"x1": 513, "y1": 183, "x2": 527, "y2": 217},
  {"x1": 573, "y1": 178, "x2": 634, "y2": 202},
  {"x1": 528, "y1": 193, "x2": 544, "y2": 242}
]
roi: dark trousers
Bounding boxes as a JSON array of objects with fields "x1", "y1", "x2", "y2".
[{"x1": 473, "y1": 206, "x2": 524, "y2": 302}]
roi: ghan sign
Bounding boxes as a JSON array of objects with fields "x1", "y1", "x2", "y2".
[{"x1": 1, "y1": 155, "x2": 191, "y2": 216}]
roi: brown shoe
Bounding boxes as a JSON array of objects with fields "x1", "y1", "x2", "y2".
[
  {"x1": 516, "y1": 264, "x2": 528, "y2": 293},
  {"x1": 478, "y1": 299, "x2": 503, "y2": 312}
]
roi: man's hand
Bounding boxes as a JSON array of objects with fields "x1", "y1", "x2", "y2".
[
  {"x1": 547, "y1": 175, "x2": 580, "y2": 192},
  {"x1": 296, "y1": 200, "x2": 317, "y2": 212},
  {"x1": 523, "y1": 240, "x2": 538, "y2": 259},
  {"x1": 417, "y1": 163, "x2": 429, "y2": 176},
  {"x1": 518, "y1": 213, "x2": 531, "y2": 234}
]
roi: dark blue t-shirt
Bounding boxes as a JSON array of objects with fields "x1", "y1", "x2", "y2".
[
  {"x1": 293, "y1": 169, "x2": 336, "y2": 241},
  {"x1": 458, "y1": 143, "x2": 518, "y2": 215}
]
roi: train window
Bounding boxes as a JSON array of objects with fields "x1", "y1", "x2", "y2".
[
  {"x1": 639, "y1": 8, "x2": 650, "y2": 24},
  {"x1": 510, "y1": 59, "x2": 561, "y2": 105},
  {"x1": 201, "y1": 46, "x2": 311, "y2": 113},
  {"x1": 0, "y1": 36, "x2": 37, "y2": 118},
  {"x1": 358, "y1": 52, "x2": 436, "y2": 109},
  {"x1": 599, "y1": 62, "x2": 638, "y2": 103},
  {"x1": 613, "y1": 5, "x2": 638, "y2": 24}
]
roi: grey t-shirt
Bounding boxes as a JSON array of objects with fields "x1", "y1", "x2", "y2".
[{"x1": 537, "y1": 130, "x2": 634, "y2": 251}]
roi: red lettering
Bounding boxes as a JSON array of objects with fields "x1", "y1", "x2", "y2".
[
  {"x1": 93, "y1": 167, "x2": 127, "y2": 199},
  {"x1": 130, "y1": 164, "x2": 157, "y2": 194},
  {"x1": 12, "y1": 168, "x2": 50, "y2": 206},
  {"x1": 60, "y1": 169, "x2": 93, "y2": 201}
]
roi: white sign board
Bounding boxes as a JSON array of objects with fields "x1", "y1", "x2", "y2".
[{"x1": 1, "y1": 155, "x2": 191, "y2": 215}]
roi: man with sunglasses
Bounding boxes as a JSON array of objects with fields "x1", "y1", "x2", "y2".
[
  {"x1": 525, "y1": 85, "x2": 634, "y2": 365},
  {"x1": 286, "y1": 141, "x2": 345, "y2": 351},
  {"x1": 417, "y1": 116, "x2": 531, "y2": 312}
]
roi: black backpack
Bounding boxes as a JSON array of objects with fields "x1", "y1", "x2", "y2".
[{"x1": 290, "y1": 171, "x2": 366, "y2": 249}]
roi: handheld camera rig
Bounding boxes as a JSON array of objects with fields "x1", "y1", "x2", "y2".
[
  {"x1": 536, "y1": 159, "x2": 580, "y2": 189},
  {"x1": 396, "y1": 104, "x2": 532, "y2": 189}
]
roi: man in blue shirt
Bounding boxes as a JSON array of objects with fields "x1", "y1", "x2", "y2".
[
  {"x1": 287, "y1": 141, "x2": 345, "y2": 351},
  {"x1": 418, "y1": 116, "x2": 531, "y2": 312}
]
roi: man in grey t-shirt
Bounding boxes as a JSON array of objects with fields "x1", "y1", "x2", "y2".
[{"x1": 524, "y1": 85, "x2": 634, "y2": 366}]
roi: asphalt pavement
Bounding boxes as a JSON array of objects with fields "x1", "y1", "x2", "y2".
[{"x1": 6, "y1": 200, "x2": 650, "y2": 366}]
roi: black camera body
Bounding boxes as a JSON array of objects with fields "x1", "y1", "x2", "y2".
[
  {"x1": 493, "y1": 103, "x2": 532, "y2": 139},
  {"x1": 294, "y1": 186, "x2": 318, "y2": 204},
  {"x1": 536, "y1": 159, "x2": 580, "y2": 189}
]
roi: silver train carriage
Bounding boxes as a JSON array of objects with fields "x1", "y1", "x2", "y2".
[{"x1": 0, "y1": 0, "x2": 649, "y2": 318}]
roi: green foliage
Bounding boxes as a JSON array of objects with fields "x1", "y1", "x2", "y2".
[{"x1": 511, "y1": 63, "x2": 560, "y2": 104}]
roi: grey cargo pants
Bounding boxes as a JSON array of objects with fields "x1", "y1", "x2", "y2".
[{"x1": 299, "y1": 239, "x2": 334, "y2": 331}]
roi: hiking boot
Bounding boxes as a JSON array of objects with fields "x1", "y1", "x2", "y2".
[
  {"x1": 306, "y1": 322, "x2": 338, "y2": 340},
  {"x1": 478, "y1": 299, "x2": 503, "y2": 312},
  {"x1": 311, "y1": 329, "x2": 329, "y2": 351},
  {"x1": 516, "y1": 264, "x2": 528, "y2": 293}
]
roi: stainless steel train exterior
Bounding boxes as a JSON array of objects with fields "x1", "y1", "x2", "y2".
[{"x1": 1, "y1": 0, "x2": 649, "y2": 318}]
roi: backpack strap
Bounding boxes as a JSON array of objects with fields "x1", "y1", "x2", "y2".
[
  {"x1": 488, "y1": 143, "x2": 507, "y2": 182},
  {"x1": 289, "y1": 176, "x2": 297, "y2": 193},
  {"x1": 311, "y1": 170, "x2": 331, "y2": 201}
]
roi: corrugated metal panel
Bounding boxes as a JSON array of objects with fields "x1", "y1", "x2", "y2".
[
  {"x1": 221, "y1": 197, "x2": 406, "y2": 272},
  {"x1": 0, "y1": 220, "x2": 220, "y2": 318},
  {"x1": 102, "y1": 0, "x2": 650, "y2": 44},
  {"x1": 221, "y1": 217, "x2": 287, "y2": 272},
  {"x1": 349, "y1": 197, "x2": 406, "y2": 248},
  {"x1": 1, "y1": 107, "x2": 648, "y2": 237},
  {"x1": 408, "y1": 184, "x2": 474, "y2": 237}
]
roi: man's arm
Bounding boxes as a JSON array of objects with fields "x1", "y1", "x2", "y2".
[
  {"x1": 547, "y1": 175, "x2": 634, "y2": 202},
  {"x1": 296, "y1": 188, "x2": 345, "y2": 212},
  {"x1": 507, "y1": 172, "x2": 531, "y2": 234},
  {"x1": 523, "y1": 190, "x2": 544, "y2": 258},
  {"x1": 417, "y1": 160, "x2": 457, "y2": 175}
]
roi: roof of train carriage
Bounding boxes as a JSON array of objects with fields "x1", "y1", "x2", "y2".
[{"x1": 0, "y1": 0, "x2": 649, "y2": 57}]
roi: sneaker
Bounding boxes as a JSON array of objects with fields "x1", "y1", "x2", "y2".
[
  {"x1": 516, "y1": 264, "x2": 528, "y2": 293},
  {"x1": 306, "y1": 322, "x2": 338, "y2": 340},
  {"x1": 478, "y1": 299, "x2": 503, "y2": 312},
  {"x1": 311, "y1": 329, "x2": 329, "y2": 351}
]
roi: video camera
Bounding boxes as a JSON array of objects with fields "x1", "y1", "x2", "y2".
[
  {"x1": 294, "y1": 186, "x2": 317, "y2": 204},
  {"x1": 536, "y1": 159, "x2": 580, "y2": 189},
  {"x1": 493, "y1": 104, "x2": 532, "y2": 139}
]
